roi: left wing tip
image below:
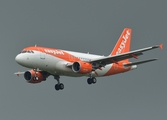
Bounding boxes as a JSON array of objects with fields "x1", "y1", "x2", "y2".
[
  {"x1": 159, "y1": 44, "x2": 163, "y2": 49},
  {"x1": 14, "y1": 71, "x2": 25, "y2": 76}
]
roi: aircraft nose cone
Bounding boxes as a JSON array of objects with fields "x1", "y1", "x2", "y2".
[
  {"x1": 15, "y1": 54, "x2": 23, "y2": 64},
  {"x1": 15, "y1": 53, "x2": 33, "y2": 68},
  {"x1": 15, "y1": 54, "x2": 21, "y2": 63}
]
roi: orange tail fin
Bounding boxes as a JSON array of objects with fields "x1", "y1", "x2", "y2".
[{"x1": 110, "y1": 28, "x2": 132, "y2": 56}]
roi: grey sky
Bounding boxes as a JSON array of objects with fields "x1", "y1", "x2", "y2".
[{"x1": 0, "y1": 0, "x2": 166, "y2": 120}]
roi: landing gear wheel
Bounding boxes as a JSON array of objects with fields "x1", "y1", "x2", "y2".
[
  {"x1": 54, "y1": 75, "x2": 64, "y2": 91},
  {"x1": 87, "y1": 77, "x2": 97, "y2": 85},
  {"x1": 87, "y1": 78, "x2": 92, "y2": 85},
  {"x1": 55, "y1": 83, "x2": 64, "y2": 91},
  {"x1": 55, "y1": 84, "x2": 60, "y2": 90},
  {"x1": 92, "y1": 77, "x2": 97, "y2": 84},
  {"x1": 59, "y1": 83, "x2": 64, "y2": 90}
]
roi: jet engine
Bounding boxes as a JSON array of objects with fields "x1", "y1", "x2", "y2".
[
  {"x1": 24, "y1": 70, "x2": 44, "y2": 83},
  {"x1": 72, "y1": 61, "x2": 92, "y2": 74}
]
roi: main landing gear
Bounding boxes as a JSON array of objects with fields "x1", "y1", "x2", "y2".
[
  {"x1": 87, "y1": 72, "x2": 97, "y2": 85},
  {"x1": 54, "y1": 75, "x2": 64, "y2": 91},
  {"x1": 87, "y1": 77, "x2": 97, "y2": 84}
]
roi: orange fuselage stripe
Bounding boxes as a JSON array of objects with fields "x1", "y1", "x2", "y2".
[{"x1": 23, "y1": 46, "x2": 81, "y2": 62}]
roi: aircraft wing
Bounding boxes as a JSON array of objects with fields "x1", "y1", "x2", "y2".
[
  {"x1": 90, "y1": 44, "x2": 162, "y2": 65},
  {"x1": 14, "y1": 71, "x2": 25, "y2": 76}
]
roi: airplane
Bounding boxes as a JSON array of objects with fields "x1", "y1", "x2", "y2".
[{"x1": 15, "y1": 28, "x2": 163, "y2": 91}]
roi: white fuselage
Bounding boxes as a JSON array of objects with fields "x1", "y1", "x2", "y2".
[{"x1": 15, "y1": 49, "x2": 132, "y2": 77}]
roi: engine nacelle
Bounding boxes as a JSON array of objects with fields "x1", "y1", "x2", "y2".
[
  {"x1": 24, "y1": 70, "x2": 44, "y2": 84},
  {"x1": 72, "y1": 61, "x2": 92, "y2": 74}
]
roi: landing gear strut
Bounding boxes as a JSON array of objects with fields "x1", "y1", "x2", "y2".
[{"x1": 54, "y1": 75, "x2": 64, "y2": 91}]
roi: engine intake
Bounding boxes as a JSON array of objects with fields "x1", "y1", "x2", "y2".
[
  {"x1": 24, "y1": 70, "x2": 44, "y2": 83},
  {"x1": 24, "y1": 71, "x2": 32, "y2": 81},
  {"x1": 72, "y1": 61, "x2": 92, "y2": 74}
]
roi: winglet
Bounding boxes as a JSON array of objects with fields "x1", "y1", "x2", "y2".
[
  {"x1": 159, "y1": 44, "x2": 163, "y2": 49},
  {"x1": 14, "y1": 71, "x2": 20, "y2": 76}
]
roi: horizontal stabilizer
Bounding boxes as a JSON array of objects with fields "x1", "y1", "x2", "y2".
[{"x1": 124, "y1": 58, "x2": 158, "y2": 67}]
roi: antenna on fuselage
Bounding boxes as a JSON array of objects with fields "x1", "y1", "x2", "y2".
[{"x1": 35, "y1": 45, "x2": 37, "y2": 47}]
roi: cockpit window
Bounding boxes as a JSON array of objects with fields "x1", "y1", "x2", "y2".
[
  {"x1": 21, "y1": 50, "x2": 34, "y2": 53},
  {"x1": 21, "y1": 50, "x2": 27, "y2": 53}
]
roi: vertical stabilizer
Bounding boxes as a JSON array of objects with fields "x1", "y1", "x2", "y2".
[{"x1": 110, "y1": 28, "x2": 132, "y2": 56}]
